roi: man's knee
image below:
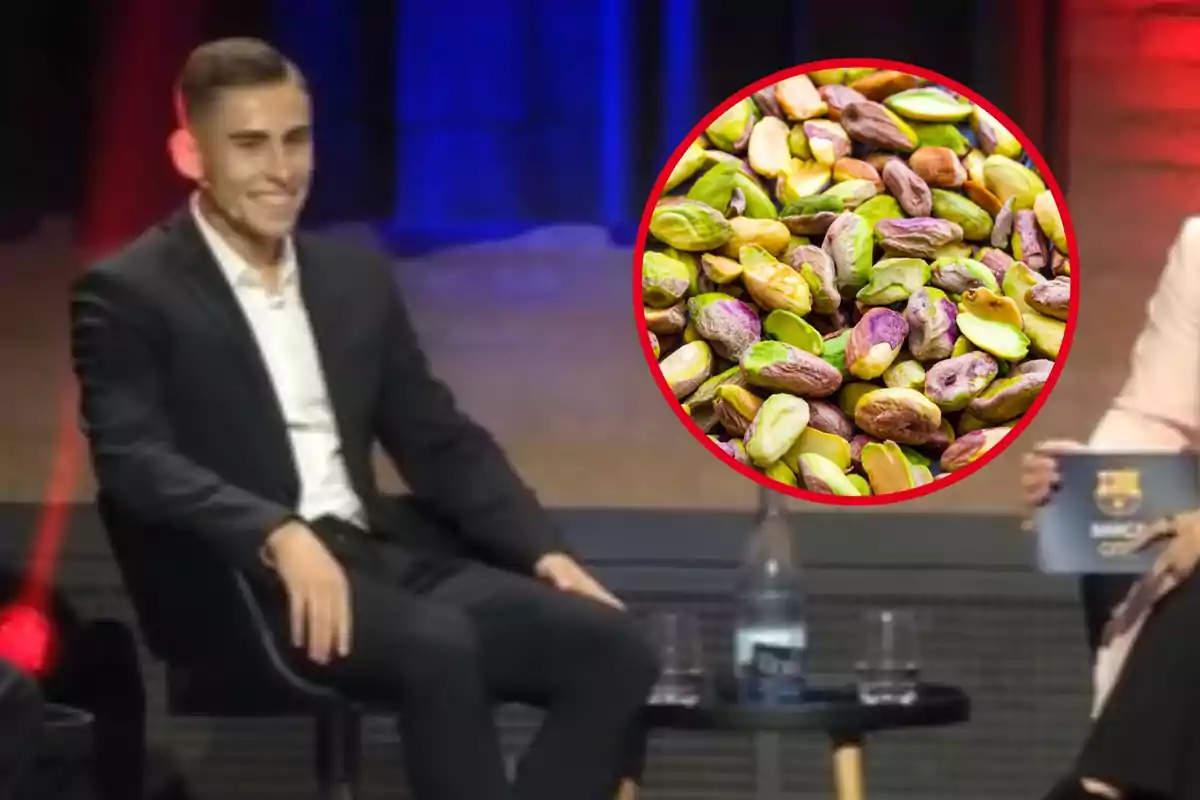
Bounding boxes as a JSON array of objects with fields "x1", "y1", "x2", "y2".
[{"x1": 586, "y1": 613, "x2": 662, "y2": 698}]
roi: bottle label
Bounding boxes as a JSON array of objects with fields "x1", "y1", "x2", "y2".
[
  {"x1": 734, "y1": 626, "x2": 807, "y2": 666},
  {"x1": 735, "y1": 626, "x2": 807, "y2": 705}
]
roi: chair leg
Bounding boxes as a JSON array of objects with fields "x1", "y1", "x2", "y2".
[{"x1": 315, "y1": 703, "x2": 361, "y2": 800}]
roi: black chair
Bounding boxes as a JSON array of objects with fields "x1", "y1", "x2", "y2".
[{"x1": 96, "y1": 494, "x2": 364, "y2": 799}]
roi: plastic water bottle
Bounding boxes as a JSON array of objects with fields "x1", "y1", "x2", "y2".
[{"x1": 733, "y1": 485, "x2": 808, "y2": 706}]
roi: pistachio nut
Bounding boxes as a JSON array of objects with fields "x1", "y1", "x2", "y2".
[
  {"x1": 909, "y1": 146, "x2": 968, "y2": 188},
  {"x1": 982, "y1": 155, "x2": 1045, "y2": 211},
  {"x1": 706, "y1": 97, "x2": 759, "y2": 153},
  {"x1": 1033, "y1": 190, "x2": 1067, "y2": 253},
  {"x1": 911, "y1": 122, "x2": 970, "y2": 156},
  {"x1": 744, "y1": 393, "x2": 812, "y2": 467},
  {"x1": 822, "y1": 211, "x2": 875, "y2": 290},
  {"x1": 790, "y1": 244, "x2": 842, "y2": 314},
  {"x1": 741, "y1": 340, "x2": 844, "y2": 397},
  {"x1": 797, "y1": 452, "x2": 863, "y2": 496},
  {"x1": 930, "y1": 189, "x2": 994, "y2": 241},
  {"x1": 660, "y1": 340, "x2": 714, "y2": 398},
  {"x1": 819, "y1": 84, "x2": 869, "y2": 122},
  {"x1": 832, "y1": 158, "x2": 885, "y2": 191},
  {"x1": 689, "y1": 293, "x2": 764, "y2": 360},
  {"x1": 1025, "y1": 276, "x2": 1070, "y2": 321},
  {"x1": 876, "y1": 218, "x2": 964, "y2": 259},
  {"x1": 643, "y1": 251, "x2": 695, "y2": 308},
  {"x1": 650, "y1": 199, "x2": 733, "y2": 251},
  {"x1": 665, "y1": 140, "x2": 709, "y2": 193},
  {"x1": 803, "y1": 119, "x2": 852, "y2": 166},
  {"x1": 884, "y1": 88, "x2": 974, "y2": 122},
  {"x1": 856, "y1": 258, "x2": 933, "y2": 306},
  {"x1": 747, "y1": 117, "x2": 794, "y2": 179},
  {"x1": 839, "y1": 101, "x2": 919, "y2": 152},
  {"x1": 849, "y1": 70, "x2": 921, "y2": 101},
  {"x1": 882, "y1": 159, "x2": 933, "y2": 217},
  {"x1": 718, "y1": 217, "x2": 792, "y2": 259},
  {"x1": 774, "y1": 75, "x2": 828, "y2": 120},
  {"x1": 713, "y1": 384, "x2": 765, "y2": 438},
  {"x1": 904, "y1": 286, "x2": 959, "y2": 362},
  {"x1": 972, "y1": 105, "x2": 1022, "y2": 159}
]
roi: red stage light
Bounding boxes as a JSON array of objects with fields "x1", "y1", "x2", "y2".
[{"x1": 0, "y1": 603, "x2": 53, "y2": 676}]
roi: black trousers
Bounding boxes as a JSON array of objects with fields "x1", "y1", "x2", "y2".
[
  {"x1": 1080, "y1": 574, "x2": 1138, "y2": 660},
  {"x1": 249, "y1": 501, "x2": 660, "y2": 800},
  {"x1": 1052, "y1": 572, "x2": 1200, "y2": 799},
  {"x1": 0, "y1": 658, "x2": 42, "y2": 800}
]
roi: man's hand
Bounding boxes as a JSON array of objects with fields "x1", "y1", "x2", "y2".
[
  {"x1": 262, "y1": 521, "x2": 352, "y2": 665},
  {"x1": 1020, "y1": 439, "x2": 1085, "y2": 510},
  {"x1": 534, "y1": 553, "x2": 625, "y2": 611}
]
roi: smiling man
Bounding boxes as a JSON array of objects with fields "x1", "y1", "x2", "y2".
[{"x1": 69, "y1": 38, "x2": 656, "y2": 800}]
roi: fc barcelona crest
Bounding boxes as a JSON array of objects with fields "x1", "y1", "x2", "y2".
[{"x1": 1094, "y1": 468, "x2": 1143, "y2": 517}]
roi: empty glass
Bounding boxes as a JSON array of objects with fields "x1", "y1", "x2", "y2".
[
  {"x1": 643, "y1": 611, "x2": 707, "y2": 707},
  {"x1": 854, "y1": 609, "x2": 920, "y2": 705}
]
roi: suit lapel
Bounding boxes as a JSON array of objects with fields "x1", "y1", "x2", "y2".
[
  {"x1": 164, "y1": 208, "x2": 281, "y2": 389},
  {"x1": 161, "y1": 208, "x2": 296, "y2": 480},
  {"x1": 293, "y1": 237, "x2": 356, "y2": 450}
]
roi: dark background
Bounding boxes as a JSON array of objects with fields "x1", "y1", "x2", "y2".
[
  {"x1": 0, "y1": 0, "x2": 1063, "y2": 252},
  {"x1": 0, "y1": 2, "x2": 1106, "y2": 798}
]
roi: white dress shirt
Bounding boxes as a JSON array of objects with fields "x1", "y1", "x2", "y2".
[{"x1": 190, "y1": 196, "x2": 368, "y2": 530}]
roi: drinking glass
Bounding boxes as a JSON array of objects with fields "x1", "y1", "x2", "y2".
[
  {"x1": 854, "y1": 608, "x2": 920, "y2": 705},
  {"x1": 643, "y1": 611, "x2": 707, "y2": 707}
]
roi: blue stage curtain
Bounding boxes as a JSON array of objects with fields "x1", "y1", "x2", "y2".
[
  {"x1": 391, "y1": 0, "x2": 644, "y2": 244},
  {"x1": 270, "y1": 0, "x2": 368, "y2": 224}
]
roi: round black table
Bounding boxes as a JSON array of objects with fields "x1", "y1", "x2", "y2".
[
  {"x1": 642, "y1": 683, "x2": 970, "y2": 800},
  {"x1": 24, "y1": 703, "x2": 94, "y2": 799}
]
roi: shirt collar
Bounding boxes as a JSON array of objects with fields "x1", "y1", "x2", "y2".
[{"x1": 189, "y1": 192, "x2": 298, "y2": 290}]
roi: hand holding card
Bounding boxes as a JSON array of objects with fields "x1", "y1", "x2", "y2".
[{"x1": 1033, "y1": 451, "x2": 1200, "y2": 575}]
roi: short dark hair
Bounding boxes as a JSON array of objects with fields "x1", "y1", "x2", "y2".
[{"x1": 175, "y1": 38, "x2": 302, "y2": 124}]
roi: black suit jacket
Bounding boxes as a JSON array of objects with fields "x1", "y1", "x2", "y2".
[{"x1": 70, "y1": 207, "x2": 564, "y2": 577}]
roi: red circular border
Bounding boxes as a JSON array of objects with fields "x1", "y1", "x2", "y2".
[{"x1": 633, "y1": 57, "x2": 1080, "y2": 506}]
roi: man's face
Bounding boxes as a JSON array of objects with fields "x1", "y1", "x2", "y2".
[{"x1": 192, "y1": 78, "x2": 313, "y2": 241}]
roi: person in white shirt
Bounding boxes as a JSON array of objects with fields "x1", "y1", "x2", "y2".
[
  {"x1": 1024, "y1": 218, "x2": 1200, "y2": 799},
  {"x1": 70, "y1": 37, "x2": 654, "y2": 800}
]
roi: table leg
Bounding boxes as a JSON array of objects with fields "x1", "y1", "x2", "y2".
[{"x1": 830, "y1": 735, "x2": 865, "y2": 800}]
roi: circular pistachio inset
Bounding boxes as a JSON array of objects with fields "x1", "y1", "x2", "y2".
[{"x1": 645, "y1": 65, "x2": 1072, "y2": 498}]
